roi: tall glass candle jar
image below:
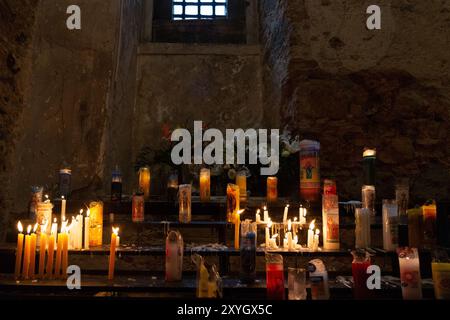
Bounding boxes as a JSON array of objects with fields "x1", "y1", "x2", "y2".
[
  {"x1": 382, "y1": 200, "x2": 398, "y2": 251},
  {"x1": 396, "y1": 180, "x2": 409, "y2": 247},
  {"x1": 407, "y1": 208, "x2": 423, "y2": 248},
  {"x1": 351, "y1": 249, "x2": 372, "y2": 299},
  {"x1": 362, "y1": 148, "x2": 376, "y2": 186},
  {"x1": 179, "y1": 184, "x2": 192, "y2": 223},
  {"x1": 308, "y1": 259, "x2": 330, "y2": 300},
  {"x1": 398, "y1": 247, "x2": 422, "y2": 300},
  {"x1": 323, "y1": 179, "x2": 337, "y2": 195},
  {"x1": 432, "y1": 260, "x2": 450, "y2": 300},
  {"x1": 89, "y1": 201, "x2": 103, "y2": 246},
  {"x1": 167, "y1": 172, "x2": 178, "y2": 202},
  {"x1": 266, "y1": 177, "x2": 278, "y2": 203},
  {"x1": 165, "y1": 230, "x2": 183, "y2": 282},
  {"x1": 59, "y1": 168, "x2": 72, "y2": 198},
  {"x1": 138, "y1": 166, "x2": 151, "y2": 200},
  {"x1": 240, "y1": 221, "x2": 256, "y2": 284},
  {"x1": 132, "y1": 193, "x2": 145, "y2": 223},
  {"x1": 422, "y1": 201, "x2": 437, "y2": 248},
  {"x1": 355, "y1": 208, "x2": 371, "y2": 248},
  {"x1": 322, "y1": 193, "x2": 340, "y2": 250},
  {"x1": 236, "y1": 171, "x2": 247, "y2": 202},
  {"x1": 36, "y1": 201, "x2": 53, "y2": 232},
  {"x1": 199, "y1": 168, "x2": 211, "y2": 202},
  {"x1": 265, "y1": 253, "x2": 285, "y2": 300},
  {"x1": 362, "y1": 185, "x2": 376, "y2": 223},
  {"x1": 299, "y1": 140, "x2": 320, "y2": 202},
  {"x1": 29, "y1": 186, "x2": 43, "y2": 221},
  {"x1": 226, "y1": 184, "x2": 239, "y2": 223},
  {"x1": 288, "y1": 268, "x2": 307, "y2": 300},
  {"x1": 111, "y1": 166, "x2": 122, "y2": 202}
]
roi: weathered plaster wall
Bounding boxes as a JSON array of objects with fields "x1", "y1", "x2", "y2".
[
  {"x1": 261, "y1": 0, "x2": 450, "y2": 203},
  {"x1": 0, "y1": 0, "x2": 39, "y2": 239},
  {"x1": 133, "y1": 44, "x2": 263, "y2": 192},
  {"x1": 5, "y1": 1, "x2": 264, "y2": 215},
  {"x1": 9, "y1": 0, "x2": 121, "y2": 215}
]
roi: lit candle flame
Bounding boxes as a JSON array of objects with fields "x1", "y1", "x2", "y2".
[
  {"x1": 263, "y1": 206, "x2": 267, "y2": 211},
  {"x1": 315, "y1": 229, "x2": 320, "y2": 235},
  {"x1": 33, "y1": 223, "x2": 38, "y2": 233},
  {"x1": 112, "y1": 227, "x2": 119, "y2": 236},
  {"x1": 79, "y1": 209, "x2": 83, "y2": 215},
  {"x1": 256, "y1": 209, "x2": 260, "y2": 214},
  {"x1": 309, "y1": 220, "x2": 315, "y2": 230},
  {"x1": 237, "y1": 209, "x2": 245, "y2": 215},
  {"x1": 86, "y1": 208, "x2": 90, "y2": 217},
  {"x1": 53, "y1": 217, "x2": 57, "y2": 223},
  {"x1": 294, "y1": 217, "x2": 298, "y2": 222},
  {"x1": 363, "y1": 148, "x2": 376, "y2": 157},
  {"x1": 61, "y1": 196, "x2": 65, "y2": 200},
  {"x1": 27, "y1": 225, "x2": 32, "y2": 234},
  {"x1": 17, "y1": 221, "x2": 23, "y2": 233}
]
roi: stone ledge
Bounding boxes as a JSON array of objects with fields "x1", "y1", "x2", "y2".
[{"x1": 138, "y1": 43, "x2": 261, "y2": 56}]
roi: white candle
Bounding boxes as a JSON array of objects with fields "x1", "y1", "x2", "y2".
[
  {"x1": 51, "y1": 218, "x2": 58, "y2": 247},
  {"x1": 75, "y1": 209, "x2": 83, "y2": 250},
  {"x1": 283, "y1": 204, "x2": 289, "y2": 224},
  {"x1": 69, "y1": 216, "x2": 76, "y2": 249},
  {"x1": 293, "y1": 218, "x2": 297, "y2": 237},
  {"x1": 312, "y1": 229, "x2": 320, "y2": 252},
  {"x1": 287, "y1": 232, "x2": 293, "y2": 251},
  {"x1": 84, "y1": 210, "x2": 90, "y2": 250},
  {"x1": 61, "y1": 196, "x2": 66, "y2": 222},
  {"x1": 299, "y1": 206, "x2": 307, "y2": 225},
  {"x1": 307, "y1": 220, "x2": 315, "y2": 249},
  {"x1": 270, "y1": 235, "x2": 278, "y2": 249},
  {"x1": 265, "y1": 219, "x2": 272, "y2": 249},
  {"x1": 255, "y1": 209, "x2": 261, "y2": 223},
  {"x1": 263, "y1": 206, "x2": 269, "y2": 223}
]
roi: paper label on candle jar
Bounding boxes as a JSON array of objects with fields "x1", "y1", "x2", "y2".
[
  {"x1": 323, "y1": 195, "x2": 339, "y2": 246},
  {"x1": 433, "y1": 268, "x2": 450, "y2": 298},
  {"x1": 300, "y1": 156, "x2": 319, "y2": 183},
  {"x1": 401, "y1": 270, "x2": 421, "y2": 289},
  {"x1": 227, "y1": 185, "x2": 239, "y2": 222},
  {"x1": 325, "y1": 209, "x2": 339, "y2": 243},
  {"x1": 132, "y1": 195, "x2": 145, "y2": 222}
]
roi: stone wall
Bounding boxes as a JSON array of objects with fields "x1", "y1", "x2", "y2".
[
  {"x1": 261, "y1": 0, "x2": 450, "y2": 203},
  {"x1": 0, "y1": 0, "x2": 39, "y2": 239},
  {"x1": 3, "y1": 1, "x2": 264, "y2": 218},
  {"x1": 8, "y1": 0, "x2": 123, "y2": 218},
  {"x1": 133, "y1": 43, "x2": 263, "y2": 193}
]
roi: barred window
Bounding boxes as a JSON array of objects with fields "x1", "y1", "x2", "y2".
[{"x1": 172, "y1": 0, "x2": 228, "y2": 20}]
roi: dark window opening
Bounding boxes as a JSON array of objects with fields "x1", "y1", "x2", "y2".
[
  {"x1": 172, "y1": 0, "x2": 228, "y2": 20},
  {"x1": 152, "y1": 0, "x2": 247, "y2": 44}
]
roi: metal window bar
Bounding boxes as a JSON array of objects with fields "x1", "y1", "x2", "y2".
[{"x1": 172, "y1": 0, "x2": 228, "y2": 20}]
